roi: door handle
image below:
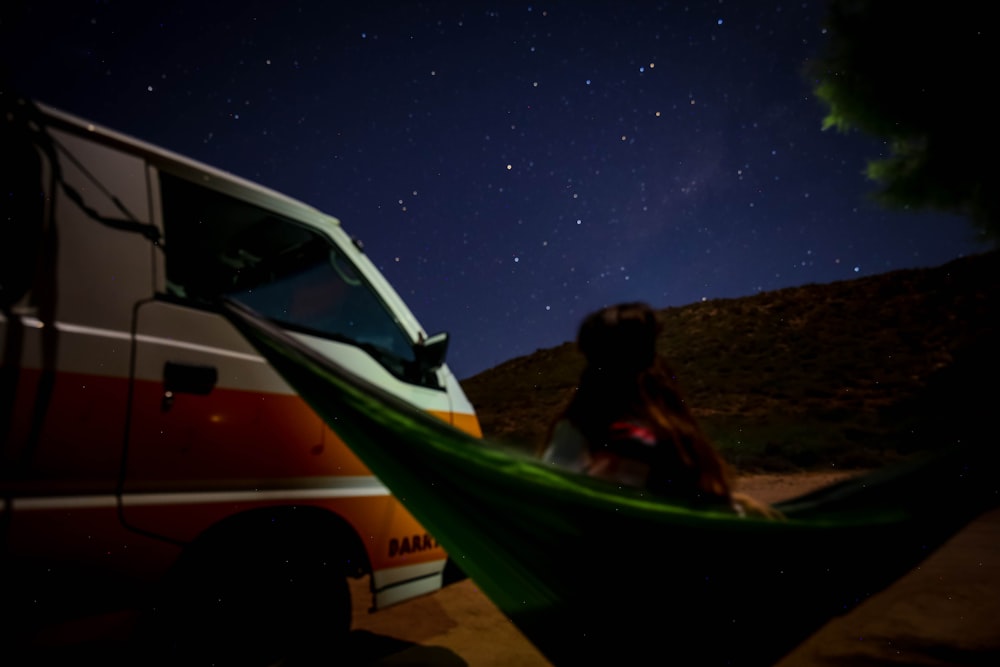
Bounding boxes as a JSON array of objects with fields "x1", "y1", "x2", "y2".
[{"x1": 162, "y1": 361, "x2": 218, "y2": 412}]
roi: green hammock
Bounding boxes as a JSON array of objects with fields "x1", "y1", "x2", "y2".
[{"x1": 220, "y1": 299, "x2": 998, "y2": 666}]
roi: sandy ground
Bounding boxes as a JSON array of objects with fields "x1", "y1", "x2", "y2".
[
  {"x1": 345, "y1": 471, "x2": 1000, "y2": 666},
  {"x1": 16, "y1": 471, "x2": 1000, "y2": 665}
]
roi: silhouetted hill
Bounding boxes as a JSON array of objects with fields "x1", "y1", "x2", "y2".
[{"x1": 461, "y1": 250, "x2": 1000, "y2": 472}]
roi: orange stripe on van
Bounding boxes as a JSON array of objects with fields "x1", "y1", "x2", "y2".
[
  {"x1": 5, "y1": 368, "x2": 453, "y2": 573},
  {"x1": 429, "y1": 409, "x2": 484, "y2": 438}
]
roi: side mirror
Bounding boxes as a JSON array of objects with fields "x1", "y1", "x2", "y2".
[{"x1": 415, "y1": 331, "x2": 449, "y2": 373}]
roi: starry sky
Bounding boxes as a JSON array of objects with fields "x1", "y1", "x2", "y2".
[{"x1": 1, "y1": 1, "x2": 987, "y2": 380}]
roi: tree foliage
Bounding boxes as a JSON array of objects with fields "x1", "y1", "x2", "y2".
[{"x1": 807, "y1": 0, "x2": 998, "y2": 243}]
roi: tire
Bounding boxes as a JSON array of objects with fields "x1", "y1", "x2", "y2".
[{"x1": 144, "y1": 524, "x2": 352, "y2": 666}]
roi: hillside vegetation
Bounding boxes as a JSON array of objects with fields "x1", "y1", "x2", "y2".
[{"x1": 460, "y1": 250, "x2": 999, "y2": 473}]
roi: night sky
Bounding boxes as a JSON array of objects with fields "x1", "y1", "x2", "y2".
[{"x1": 1, "y1": 1, "x2": 987, "y2": 379}]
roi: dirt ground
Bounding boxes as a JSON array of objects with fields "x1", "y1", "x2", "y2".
[
  {"x1": 17, "y1": 471, "x2": 1000, "y2": 665},
  {"x1": 347, "y1": 471, "x2": 1000, "y2": 666}
]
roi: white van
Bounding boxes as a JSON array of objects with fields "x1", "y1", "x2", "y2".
[{"x1": 0, "y1": 96, "x2": 482, "y2": 663}]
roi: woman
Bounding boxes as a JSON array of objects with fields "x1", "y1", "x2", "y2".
[{"x1": 541, "y1": 302, "x2": 780, "y2": 519}]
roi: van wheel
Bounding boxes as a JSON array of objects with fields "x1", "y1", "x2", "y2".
[{"x1": 146, "y1": 529, "x2": 352, "y2": 666}]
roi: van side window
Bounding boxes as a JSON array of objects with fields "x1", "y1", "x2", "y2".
[{"x1": 159, "y1": 171, "x2": 431, "y2": 386}]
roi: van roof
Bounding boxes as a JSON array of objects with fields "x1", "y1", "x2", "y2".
[{"x1": 33, "y1": 100, "x2": 342, "y2": 230}]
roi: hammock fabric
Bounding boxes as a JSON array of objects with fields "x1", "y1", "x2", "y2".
[{"x1": 221, "y1": 300, "x2": 999, "y2": 666}]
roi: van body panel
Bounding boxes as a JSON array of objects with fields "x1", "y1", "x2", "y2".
[
  {"x1": 45, "y1": 128, "x2": 155, "y2": 332},
  {"x1": 6, "y1": 498, "x2": 182, "y2": 584},
  {"x1": 1, "y1": 366, "x2": 125, "y2": 494}
]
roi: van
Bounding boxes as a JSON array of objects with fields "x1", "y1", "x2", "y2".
[{"x1": 0, "y1": 95, "x2": 482, "y2": 663}]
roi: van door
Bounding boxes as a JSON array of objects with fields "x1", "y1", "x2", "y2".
[
  {"x1": 118, "y1": 169, "x2": 395, "y2": 541},
  {"x1": 120, "y1": 297, "x2": 343, "y2": 540}
]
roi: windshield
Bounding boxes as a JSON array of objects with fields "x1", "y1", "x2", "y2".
[{"x1": 159, "y1": 171, "x2": 429, "y2": 386}]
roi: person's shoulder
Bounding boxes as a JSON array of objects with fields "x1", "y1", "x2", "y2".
[{"x1": 542, "y1": 419, "x2": 590, "y2": 470}]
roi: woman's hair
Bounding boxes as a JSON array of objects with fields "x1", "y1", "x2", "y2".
[{"x1": 552, "y1": 302, "x2": 733, "y2": 501}]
